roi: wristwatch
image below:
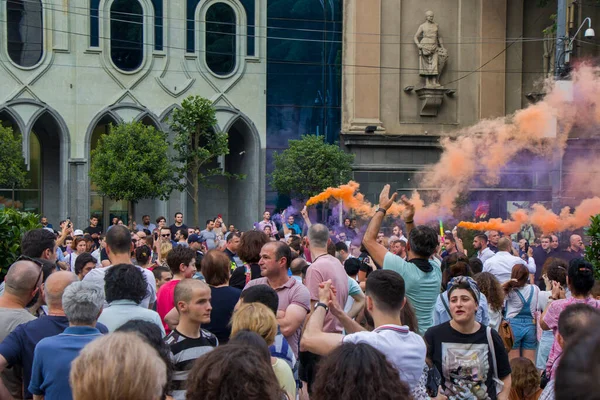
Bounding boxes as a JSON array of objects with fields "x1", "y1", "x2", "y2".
[{"x1": 315, "y1": 302, "x2": 329, "y2": 312}]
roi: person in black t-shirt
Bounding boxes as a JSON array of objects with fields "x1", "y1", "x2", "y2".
[
  {"x1": 424, "y1": 277, "x2": 511, "y2": 399},
  {"x1": 169, "y1": 212, "x2": 188, "y2": 239},
  {"x1": 84, "y1": 215, "x2": 102, "y2": 248}
]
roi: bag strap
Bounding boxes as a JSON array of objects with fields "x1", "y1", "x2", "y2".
[
  {"x1": 486, "y1": 326, "x2": 500, "y2": 382},
  {"x1": 441, "y1": 294, "x2": 451, "y2": 316}
]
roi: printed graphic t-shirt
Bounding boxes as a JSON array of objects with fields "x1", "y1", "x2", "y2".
[{"x1": 424, "y1": 322, "x2": 511, "y2": 400}]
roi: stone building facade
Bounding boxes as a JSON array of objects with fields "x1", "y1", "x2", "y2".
[
  {"x1": 0, "y1": 0, "x2": 267, "y2": 229},
  {"x1": 341, "y1": 0, "x2": 600, "y2": 217}
]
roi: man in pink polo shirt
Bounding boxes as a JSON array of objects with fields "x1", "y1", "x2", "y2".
[
  {"x1": 244, "y1": 241, "x2": 310, "y2": 357},
  {"x1": 301, "y1": 223, "x2": 349, "y2": 393}
]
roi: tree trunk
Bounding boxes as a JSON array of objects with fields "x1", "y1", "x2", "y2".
[
  {"x1": 193, "y1": 171, "x2": 199, "y2": 227},
  {"x1": 128, "y1": 201, "x2": 134, "y2": 229}
]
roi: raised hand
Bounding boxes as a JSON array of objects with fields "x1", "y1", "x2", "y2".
[
  {"x1": 400, "y1": 195, "x2": 415, "y2": 222},
  {"x1": 378, "y1": 184, "x2": 398, "y2": 211}
]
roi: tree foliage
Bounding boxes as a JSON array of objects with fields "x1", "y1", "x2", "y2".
[
  {"x1": 585, "y1": 214, "x2": 600, "y2": 280},
  {"x1": 0, "y1": 125, "x2": 28, "y2": 189},
  {"x1": 169, "y1": 96, "x2": 236, "y2": 226},
  {"x1": 271, "y1": 135, "x2": 354, "y2": 200},
  {"x1": 0, "y1": 208, "x2": 40, "y2": 279},
  {"x1": 89, "y1": 122, "x2": 175, "y2": 206}
]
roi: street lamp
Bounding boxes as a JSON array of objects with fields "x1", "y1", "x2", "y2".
[{"x1": 565, "y1": 17, "x2": 595, "y2": 63}]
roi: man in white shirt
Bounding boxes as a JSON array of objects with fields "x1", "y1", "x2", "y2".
[
  {"x1": 84, "y1": 225, "x2": 156, "y2": 309},
  {"x1": 301, "y1": 269, "x2": 426, "y2": 391},
  {"x1": 473, "y1": 234, "x2": 494, "y2": 264},
  {"x1": 483, "y1": 237, "x2": 536, "y2": 283}
]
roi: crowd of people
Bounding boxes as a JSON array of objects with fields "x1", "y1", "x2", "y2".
[{"x1": 1, "y1": 185, "x2": 599, "y2": 400}]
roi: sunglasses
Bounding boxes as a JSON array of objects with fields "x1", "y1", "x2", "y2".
[
  {"x1": 15, "y1": 255, "x2": 44, "y2": 291},
  {"x1": 161, "y1": 234, "x2": 171, "y2": 237}
]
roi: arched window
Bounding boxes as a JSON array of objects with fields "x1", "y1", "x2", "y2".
[
  {"x1": 6, "y1": 0, "x2": 43, "y2": 67},
  {"x1": 110, "y1": 0, "x2": 143, "y2": 71},
  {"x1": 205, "y1": 3, "x2": 236, "y2": 76}
]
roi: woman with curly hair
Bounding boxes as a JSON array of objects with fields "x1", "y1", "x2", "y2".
[
  {"x1": 474, "y1": 272, "x2": 504, "y2": 330},
  {"x1": 186, "y1": 343, "x2": 285, "y2": 400},
  {"x1": 311, "y1": 342, "x2": 412, "y2": 400},
  {"x1": 508, "y1": 357, "x2": 542, "y2": 400}
]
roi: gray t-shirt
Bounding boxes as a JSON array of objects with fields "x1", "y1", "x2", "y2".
[
  {"x1": 200, "y1": 229, "x2": 217, "y2": 250},
  {"x1": 0, "y1": 307, "x2": 36, "y2": 399}
]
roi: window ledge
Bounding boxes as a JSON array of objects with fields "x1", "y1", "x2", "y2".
[
  {"x1": 246, "y1": 56, "x2": 260, "y2": 63},
  {"x1": 85, "y1": 47, "x2": 102, "y2": 54}
]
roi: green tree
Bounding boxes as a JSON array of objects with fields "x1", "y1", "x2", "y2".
[
  {"x1": 89, "y1": 122, "x2": 175, "y2": 218},
  {"x1": 0, "y1": 208, "x2": 40, "y2": 279},
  {"x1": 271, "y1": 135, "x2": 354, "y2": 201},
  {"x1": 170, "y1": 96, "x2": 236, "y2": 226},
  {"x1": 585, "y1": 214, "x2": 600, "y2": 280},
  {"x1": 0, "y1": 124, "x2": 28, "y2": 189}
]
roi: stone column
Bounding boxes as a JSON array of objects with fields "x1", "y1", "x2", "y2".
[
  {"x1": 342, "y1": 0, "x2": 385, "y2": 133},
  {"x1": 479, "y1": 0, "x2": 507, "y2": 119}
]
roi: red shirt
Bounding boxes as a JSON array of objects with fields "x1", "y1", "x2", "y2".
[{"x1": 156, "y1": 279, "x2": 180, "y2": 333}]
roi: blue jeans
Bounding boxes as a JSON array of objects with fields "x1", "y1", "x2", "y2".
[
  {"x1": 510, "y1": 316, "x2": 538, "y2": 350},
  {"x1": 536, "y1": 330, "x2": 554, "y2": 369}
]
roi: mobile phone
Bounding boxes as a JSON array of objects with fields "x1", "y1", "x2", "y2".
[{"x1": 154, "y1": 232, "x2": 158, "y2": 240}]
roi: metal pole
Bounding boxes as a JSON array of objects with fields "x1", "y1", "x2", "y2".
[
  {"x1": 555, "y1": 0, "x2": 567, "y2": 79},
  {"x1": 339, "y1": 199, "x2": 343, "y2": 227},
  {"x1": 552, "y1": 0, "x2": 568, "y2": 213}
]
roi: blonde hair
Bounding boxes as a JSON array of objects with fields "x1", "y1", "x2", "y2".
[
  {"x1": 160, "y1": 242, "x2": 173, "y2": 261},
  {"x1": 230, "y1": 302, "x2": 278, "y2": 346},
  {"x1": 70, "y1": 332, "x2": 166, "y2": 400}
]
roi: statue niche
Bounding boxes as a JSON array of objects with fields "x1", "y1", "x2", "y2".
[{"x1": 412, "y1": 10, "x2": 450, "y2": 117}]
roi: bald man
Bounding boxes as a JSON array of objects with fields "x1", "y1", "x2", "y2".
[
  {"x1": 0, "y1": 260, "x2": 42, "y2": 399},
  {"x1": 165, "y1": 279, "x2": 216, "y2": 400},
  {"x1": 483, "y1": 237, "x2": 536, "y2": 283},
  {"x1": 0, "y1": 271, "x2": 107, "y2": 399}
]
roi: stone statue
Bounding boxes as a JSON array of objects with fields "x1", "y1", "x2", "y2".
[{"x1": 413, "y1": 11, "x2": 448, "y2": 88}]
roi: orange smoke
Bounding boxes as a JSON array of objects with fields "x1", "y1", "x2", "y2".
[
  {"x1": 459, "y1": 198, "x2": 600, "y2": 234},
  {"x1": 307, "y1": 66, "x2": 600, "y2": 232}
]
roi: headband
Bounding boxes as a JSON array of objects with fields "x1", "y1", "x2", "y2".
[{"x1": 447, "y1": 276, "x2": 481, "y2": 304}]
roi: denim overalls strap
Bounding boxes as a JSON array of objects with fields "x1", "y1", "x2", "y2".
[{"x1": 514, "y1": 286, "x2": 534, "y2": 319}]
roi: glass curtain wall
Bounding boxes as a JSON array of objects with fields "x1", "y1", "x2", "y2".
[{"x1": 266, "y1": 0, "x2": 343, "y2": 206}]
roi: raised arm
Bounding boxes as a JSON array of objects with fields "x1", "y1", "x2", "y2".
[
  {"x1": 300, "y1": 206, "x2": 312, "y2": 229},
  {"x1": 362, "y1": 185, "x2": 398, "y2": 267}
]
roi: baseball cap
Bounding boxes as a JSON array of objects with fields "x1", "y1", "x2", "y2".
[
  {"x1": 188, "y1": 234, "x2": 206, "y2": 244},
  {"x1": 73, "y1": 229, "x2": 84, "y2": 236}
]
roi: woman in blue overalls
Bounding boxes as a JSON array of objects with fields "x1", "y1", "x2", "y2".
[{"x1": 503, "y1": 264, "x2": 539, "y2": 362}]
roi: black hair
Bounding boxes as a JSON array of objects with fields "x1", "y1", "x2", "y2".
[
  {"x1": 312, "y1": 342, "x2": 412, "y2": 400},
  {"x1": 365, "y1": 270, "x2": 405, "y2": 313},
  {"x1": 177, "y1": 229, "x2": 188, "y2": 240},
  {"x1": 74, "y1": 252, "x2": 98, "y2": 276},
  {"x1": 271, "y1": 241, "x2": 292, "y2": 269},
  {"x1": 335, "y1": 242, "x2": 348, "y2": 253},
  {"x1": 226, "y1": 232, "x2": 241, "y2": 243},
  {"x1": 568, "y1": 258, "x2": 595, "y2": 296},
  {"x1": 135, "y1": 245, "x2": 152, "y2": 265},
  {"x1": 229, "y1": 330, "x2": 271, "y2": 361},
  {"x1": 555, "y1": 315, "x2": 600, "y2": 400},
  {"x1": 116, "y1": 320, "x2": 174, "y2": 398},
  {"x1": 240, "y1": 285, "x2": 279, "y2": 314},
  {"x1": 205, "y1": 219, "x2": 214, "y2": 226},
  {"x1": 105, "y1": 225, "x2": 132, "y2": 255},
  {"x1": 21, "y1": 228, "x2": 56, "y2": 258},
  {"x1": 104, "y1": 264, "x2": 146, "y2": 304},
  {"x1": 344, "y1": 258, "x2": 361, "y2": 277},
  {"x1": 558, "y1": 303, "x2": 600, "y2": 343},
  {"x1": 447, "y1": 279, "x2": 479, "y2": 304},
  {"x1": 468, "y1": 257, "x2": 484, "y2": 275},
  {"x1": 166, "y1": 246, "x2": 196, "y2": 276},
  {"x1": 174, "y1": 212, "x2": 183, "y2": 218},
  {"x1": 407, "y1": 225, "x2": 438, "y2": 258},
  {"x1": 475, "y1": 233, "x2": 488, "y2": 243},
  {"x1": 152, "y1": 265, "x2": 171, "y2": 280}
]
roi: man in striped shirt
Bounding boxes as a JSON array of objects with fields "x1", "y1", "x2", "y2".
[{"x1": 165, "y1": 279, "x2": 217, "y2": 400}]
